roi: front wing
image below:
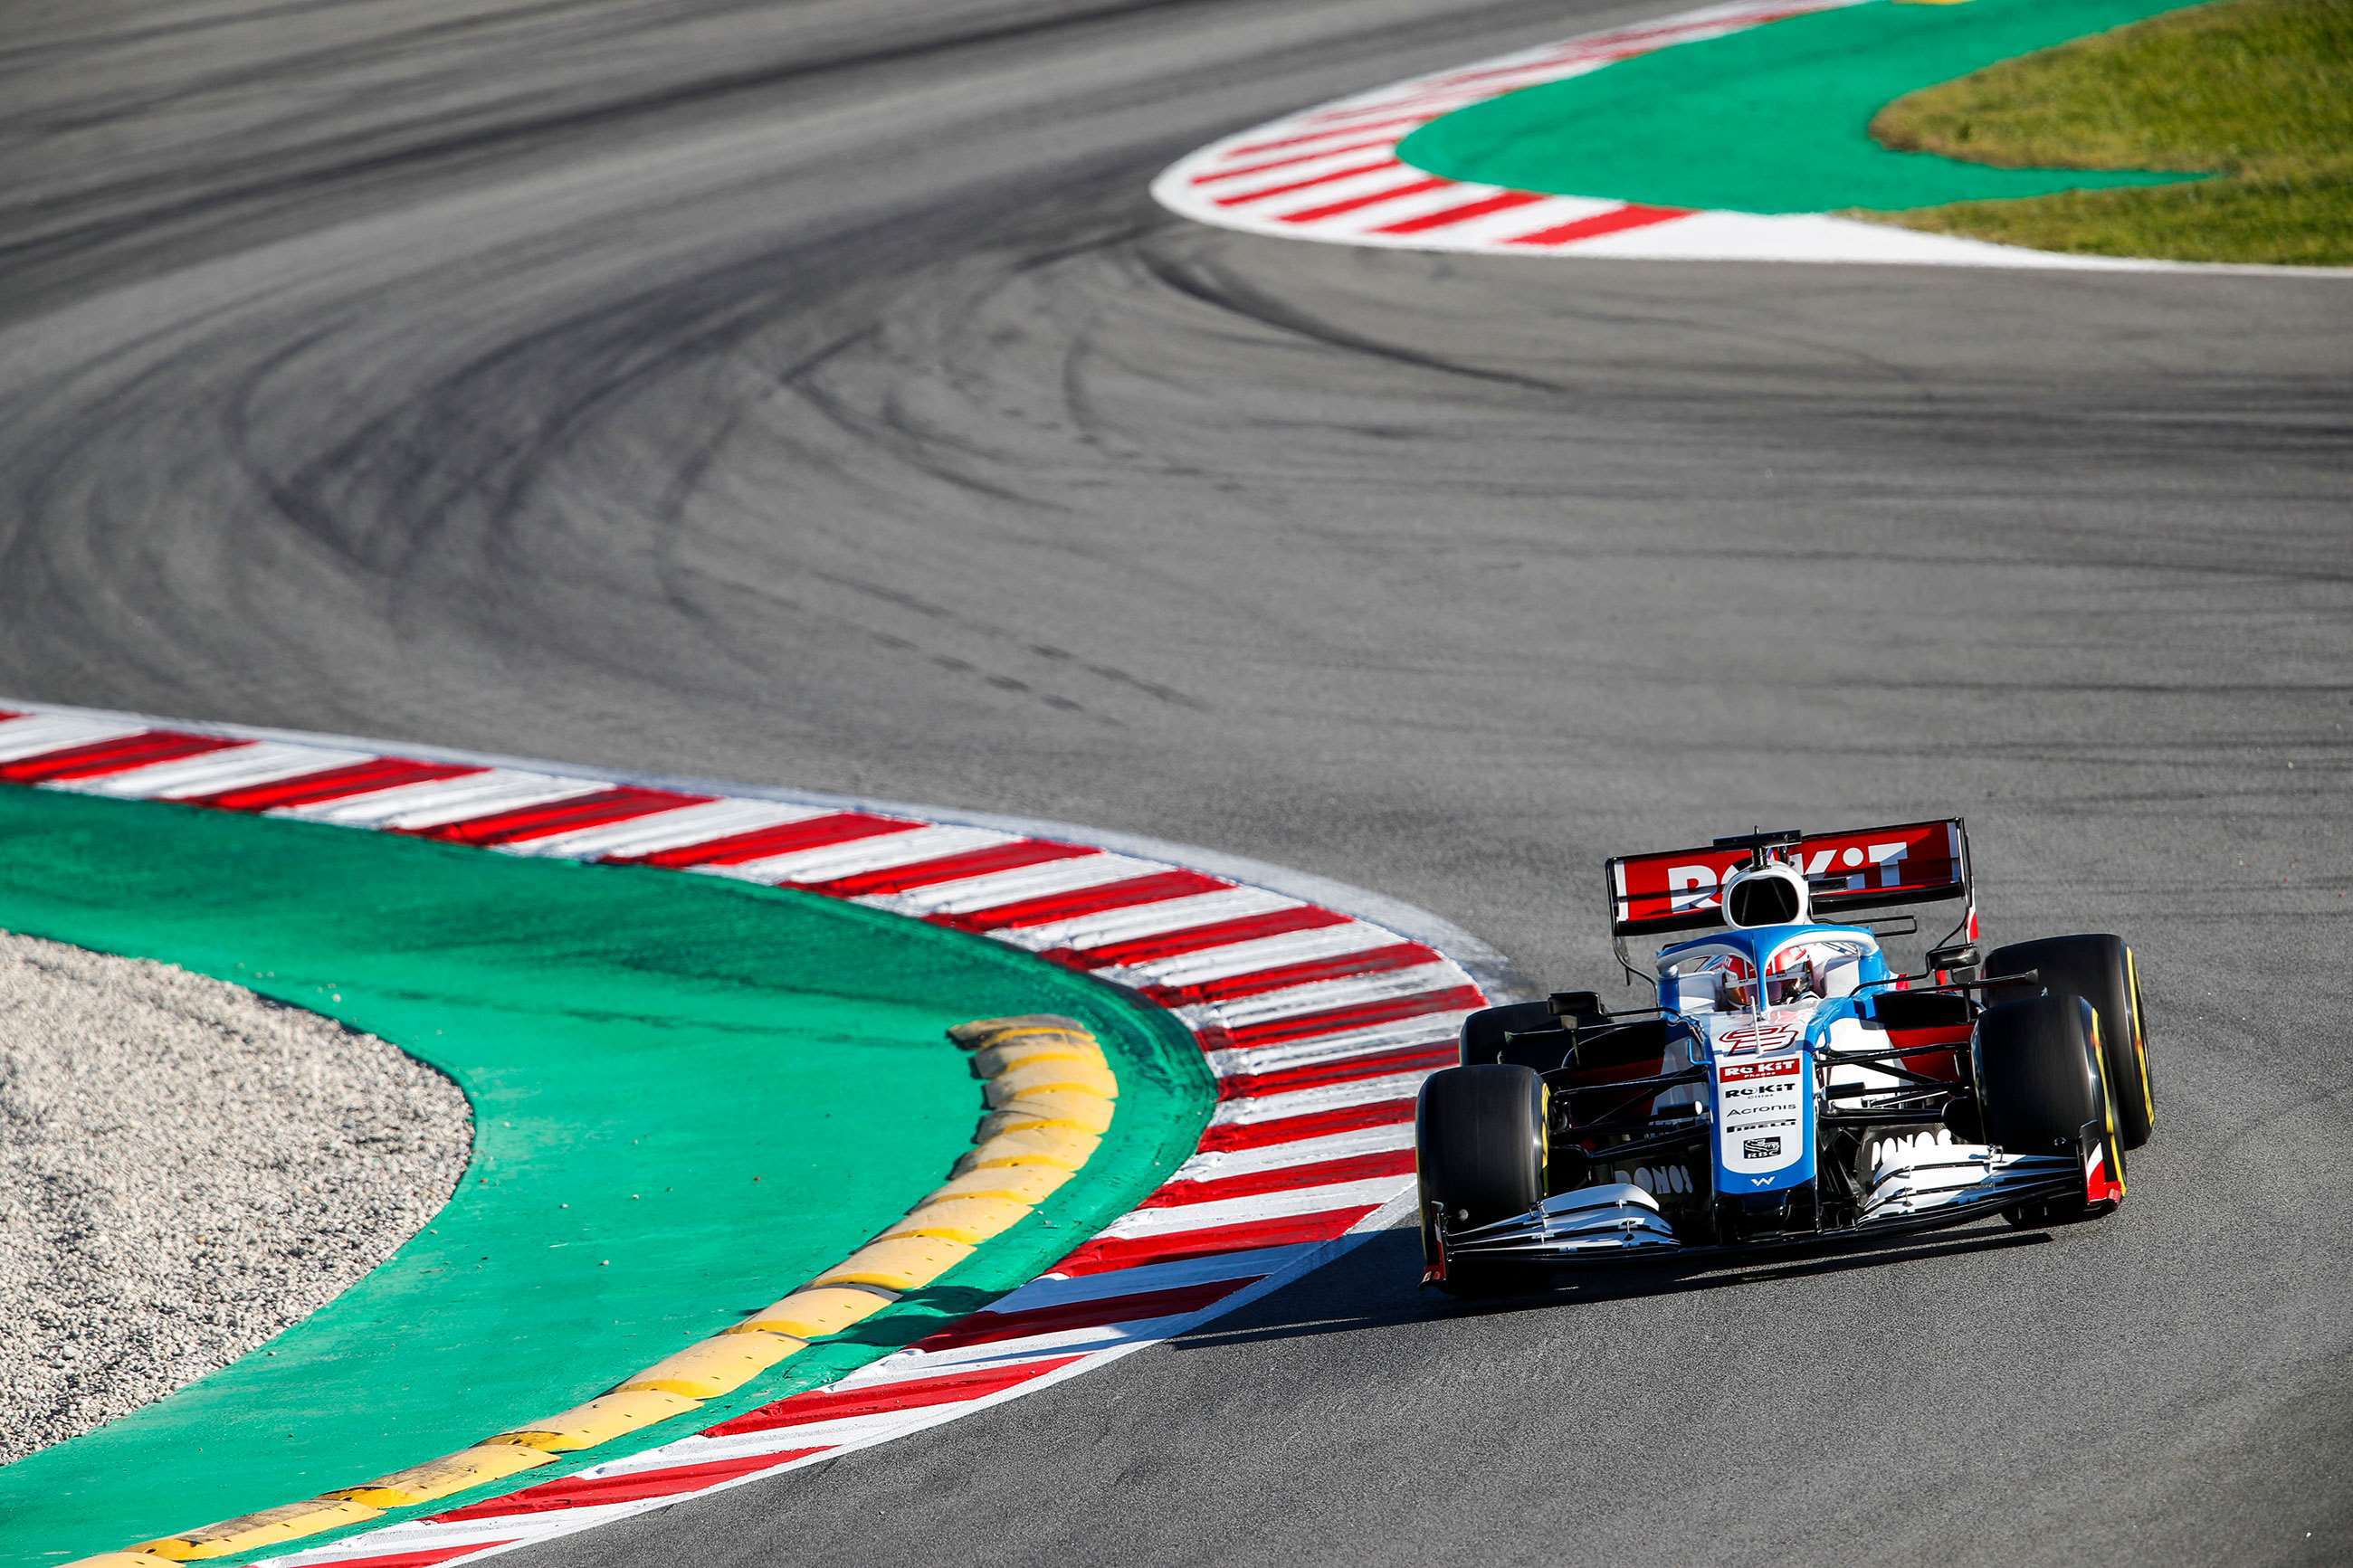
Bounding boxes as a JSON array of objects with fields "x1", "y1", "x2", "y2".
[{"x1": 1439, "y1": 1145, "x2": 2090, "y2": 1268}]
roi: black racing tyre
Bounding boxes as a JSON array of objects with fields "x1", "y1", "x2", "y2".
[
  {"x1": 1457, "y1": 1000, "x2": 1571, "y2": 1071},
  {"x1": 1415, "y1": 1063, "x2": 1546, "y2": 1296},
  {"x1": 1986, "y1": 933, "x2": 2152, "y2": 1149},
  {"x1": 1975, "y1": 990, "x2": 2122, "y2": 1225}
]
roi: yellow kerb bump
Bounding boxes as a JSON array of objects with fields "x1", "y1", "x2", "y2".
[
  {"x1": 967, "y1": 1033, "x2": 1106, "y2": 1076},
  {"x1": 986, "y1": 1058, "x2": 1118, "y2": 1103},
  {"x1": 732, "y1": 1283, "x2": 897, "y2": 1338},
  {"x1": 815, "y1": 1233, "x2": 976, "y2": 1291},
  {"x1": 328, "y1": 1443, "x2": 560, "y2": 1509},
  {"x1": 981, "y1": 1090, "x2": 1114, "y2": 1135},
  {"x1": 929, "y1": 1163, "x2": 1072, "y2": 1204},
  {"x1": 946, "y1": 1013, "x2": 1085, "y2": 1048},
  {"x1": 956, "y1": 1123, "x2": 1101, "y2": 1173},
  {"x1": 135, "y1": 1499, "x2": 383, "y2": 1560},
  {"x1": 620, "y1": 1330, "x2": 807, "y2": 1399},
  {"x1": 882, "y1": 1194, "x2": 1033, "y2": 1245},
  {"x1": 488, "y1": 1388, "x2": 700, "y2": 1452}
]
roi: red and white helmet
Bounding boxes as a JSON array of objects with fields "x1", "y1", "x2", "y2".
[
  {"x1": 1702, "y1": 952, "x2": 1758, "y2": 1010},
  {"x1": 1763, "y1": 941, "x2": 1823, "y2": 1007}
]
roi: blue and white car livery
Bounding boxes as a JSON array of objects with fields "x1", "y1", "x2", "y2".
[{"x1": 1415, "y1": 822, "x2": 2155, "y2": 1292}]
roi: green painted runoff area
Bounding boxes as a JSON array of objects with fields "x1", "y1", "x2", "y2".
[
  {"x1": 0, "y1": 786, "x2": 1209, "y2": 1567},
  {"x1": 1395, "y1": 0, "x2": 2206, "y2": 214}
]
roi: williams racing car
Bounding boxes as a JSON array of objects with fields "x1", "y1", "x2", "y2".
[{"x1": 1417, "y1": 820, "x2": 2154, "y2": 1293}]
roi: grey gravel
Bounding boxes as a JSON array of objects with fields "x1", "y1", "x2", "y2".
[{"x1": 0, "y1": 929, "x2": 471, "y2": 1462}]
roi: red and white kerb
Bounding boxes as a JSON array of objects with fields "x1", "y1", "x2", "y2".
[
  {"x1": 0, "y1": 702, "x2": 1489, "y2": 1564},
  {"x1": 1149, "y1": 1, "x2": 1863, "y2": 257},
  {"x1": 1148, "y1": 0, "x2": 2179, "y2": 270}
]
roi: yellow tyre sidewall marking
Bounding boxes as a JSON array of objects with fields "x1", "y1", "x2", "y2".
[
  {"x1": 1538, "y1": 1083, "x2": 1550, "y2": 1178},
  {"x1": 2127, "y1": 946, "x2": 2153, "y2": 1127},
  {"x1": 2087, "y1": 1013, "x2": 2124, "y2": 1193}
]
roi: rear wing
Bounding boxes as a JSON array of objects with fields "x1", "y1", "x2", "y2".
[{"x1": 1606, "y1": 818, "x2": 1973, "y2": 941}]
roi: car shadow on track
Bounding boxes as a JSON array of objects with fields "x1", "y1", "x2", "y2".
[{"x1": 1169, "y1": 1224, "x2": 2053, "y2": 1350}]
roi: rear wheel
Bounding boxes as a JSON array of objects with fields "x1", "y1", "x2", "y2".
[
  {"x1": 1975, "y1": 990, "x2": 2123, "y2": 1225},
  {"x1": 1986, "y1": 934, "x2": 2152, "y2": 1149},
  {"x1": 1415, "y1": 1064, "x2": 1546, "y2": 1296}
]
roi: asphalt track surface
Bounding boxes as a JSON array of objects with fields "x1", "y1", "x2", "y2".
[{"x1": 4, "y1": 3, "x2": 2349, "y2": 1564}]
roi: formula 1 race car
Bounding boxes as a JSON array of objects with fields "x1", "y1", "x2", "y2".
[{"x1": 1417, "y1": 821, "x2": 2154, "y2": 1294}]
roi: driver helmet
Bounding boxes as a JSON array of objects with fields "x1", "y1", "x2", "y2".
[
  {"x1": 1703, "y1": 952, "x2": 1758, "y2": 1010},
  {"x1": 1763, "y1": 941, "x2": 1824, "y2": 1007}
]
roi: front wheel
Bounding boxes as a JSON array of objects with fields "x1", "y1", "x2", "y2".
[
  {"x1": 1976, "y1": 990, "x2": 2124, "y2": 1225},
  {"x1": 1986, "y1": 933, "x2": 2152, "y2": 1149},
  {"x1": 1415, "y1": 1064, "x2": 1546, "y2": 1296}
]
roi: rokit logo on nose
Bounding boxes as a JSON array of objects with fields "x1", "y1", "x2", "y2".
[{"x1": 1720, "y1": 1057, "x2": 1801, "y2": 1083}]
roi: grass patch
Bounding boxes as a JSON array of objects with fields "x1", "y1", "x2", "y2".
[{"x1": 1865, "y1": 0, "x2": 2353, "y2": 265}]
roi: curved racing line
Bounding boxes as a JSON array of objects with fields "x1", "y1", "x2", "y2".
[{"x1": 0, "y1": 699, "x2": 1495, "y2": 1568}]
